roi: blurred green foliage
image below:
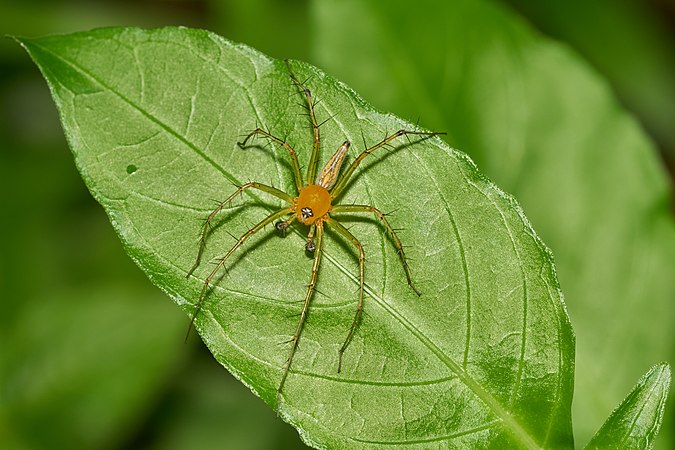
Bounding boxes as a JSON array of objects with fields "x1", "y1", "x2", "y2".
[
  {"x1": 503, "y1": 0, "x2": 675, "y2": 167},
  {"x1": 1, "y1": 1, "x2": 673, "y2": 449}
]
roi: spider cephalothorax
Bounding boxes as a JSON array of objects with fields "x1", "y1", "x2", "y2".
[
  {"x1": 296, "y1": 184, "x2": 331, "y2": 224},
  {"x1": 293, "y1": 139, "x2": 349, "y2": 226},
  {"x1": 186, "y1": 60, "x2": 444, "y2": 411}
]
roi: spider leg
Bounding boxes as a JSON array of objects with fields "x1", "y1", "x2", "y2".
[
  {"x1": 187, "y1": 182, "x2": 294, "y2": 279},
  {"x1": 330, "y1": 129, "x2": 445, "y2": 199},
  {"x1": 325, "y1": 218, "x2": 365, "y2": 373},
  {"x1": 331, "y1": 204, "x2": 420, "y2": 296},
  {"x1": 238, "y1": 128, "x2": 303, "y2": 193},
  {"x1": 277, "y1": 222, "x2": 324, "y2": 412},
  {"x1": 186, "y1": 207, "x2": 293, "y2": 342},
  {"x1": 285, "y1": 60, "x2": 321, "y2": 185}
]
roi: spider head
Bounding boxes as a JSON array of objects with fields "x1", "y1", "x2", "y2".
[{"x1": 295, "y1": 184, "x2": 331, "y2": 224}]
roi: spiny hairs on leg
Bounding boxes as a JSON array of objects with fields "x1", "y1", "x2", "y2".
[
  {"x1": 324, "y1": 218, "x2": 366, "y2": 373},
  {"x1": 332, "y1": 204, "x2": 421, "y2": 296},
  {"x1": 185, "y1": 204, "x2": 293, "y2": 342},
  {"x1": 186, "y1": 182, "x2": 294, "y2": 279},
  {"x1": 326, "y1": 204, "x2": 421, "y2": 370},
  {"x1": 284, "y1": 60, "x2": 322, "y2": 186},
  {"x1": 276, "y1": 222, "x2": 324, "y2": 413},
  {"x1": 330, "y1": 129, "x2": 446, "y2": 200},
  {"x1": 237, "y1": 128, "x2": 304, "y2": 193}
]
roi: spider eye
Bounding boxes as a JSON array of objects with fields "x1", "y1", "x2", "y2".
[{"x1": 301, "y1": 207, "x2": 313, "y2": 220}]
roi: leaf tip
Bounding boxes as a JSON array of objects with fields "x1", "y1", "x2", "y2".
[{"x1": 646, "y1": 361, "x2": 671, "y2": 390}]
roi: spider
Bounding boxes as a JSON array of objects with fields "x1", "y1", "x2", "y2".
[{"x1": 186, "y1": 60, "x2": 444, "y2": 410}]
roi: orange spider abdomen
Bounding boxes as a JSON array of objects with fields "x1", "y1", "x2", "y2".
[{"x1": 296, "y1": 184, "x2": 331, "y2": 224}]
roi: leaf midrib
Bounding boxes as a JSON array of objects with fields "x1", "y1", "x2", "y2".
[{"x1": 29, "y1": 36, "x2": 542, "y2": 450}]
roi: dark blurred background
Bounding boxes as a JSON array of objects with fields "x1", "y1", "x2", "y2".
[{"x1": 1, "y1": 1, "x2": 673, "y2": 449}]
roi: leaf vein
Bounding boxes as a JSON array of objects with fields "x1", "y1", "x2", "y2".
[{"x1": 352, "y1": 419, "x2": 500, "y2": 445}]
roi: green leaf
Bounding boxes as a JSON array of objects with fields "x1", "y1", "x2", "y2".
[
  {"x1": 18, "y1": 27, "x2": 574, "y2": 449},
  {"x1": 311, "y1": 0, "x2": 675, "y2": 446},
  {"x1": 586, "y1": 363, "x2": 671, "y2": 450}
]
